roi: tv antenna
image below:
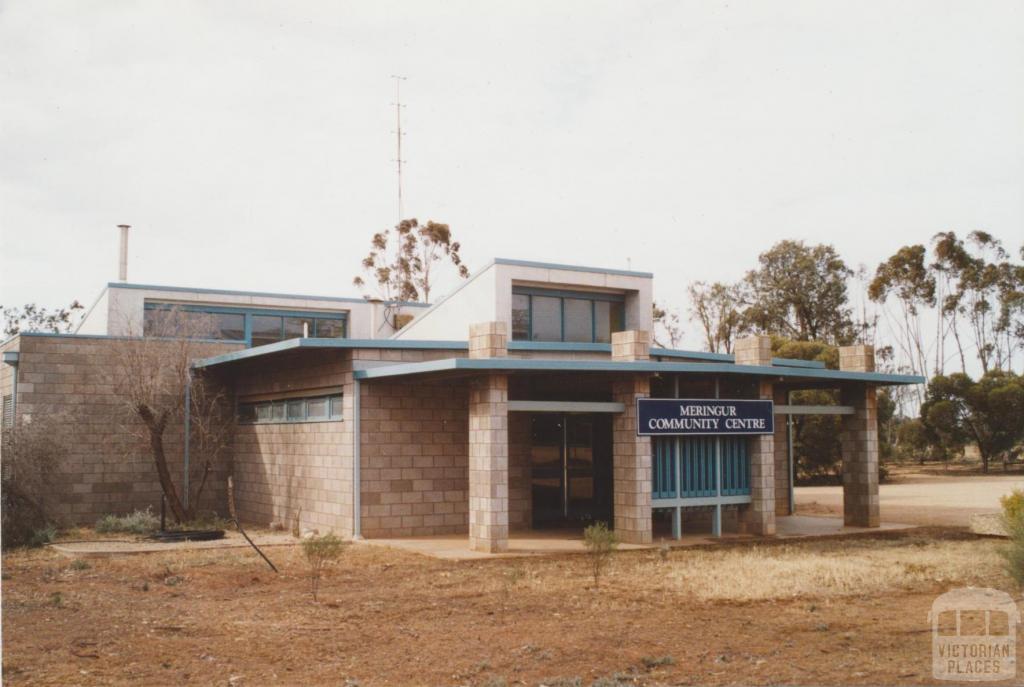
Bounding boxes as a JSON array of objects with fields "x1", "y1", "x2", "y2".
[{"x1": 391, "y1": 75, "x2": 407, "y2": 224}]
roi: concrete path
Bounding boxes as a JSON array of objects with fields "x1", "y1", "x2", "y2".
[{"x1": 797, "y1": 473, "x2": 1024, "y2": 527}]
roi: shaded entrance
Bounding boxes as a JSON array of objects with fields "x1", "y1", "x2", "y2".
[{"x1": 529, "y1": 413, "x2": 613, "y2": 528}]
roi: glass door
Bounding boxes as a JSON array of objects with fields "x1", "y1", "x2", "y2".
[{"x1": 530, "y1": 413, "x2": 613, "y2": 528}]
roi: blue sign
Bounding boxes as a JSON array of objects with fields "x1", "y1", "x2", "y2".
[{"x1": 637, "y1": 398, "x2": 774, "y2": 436}]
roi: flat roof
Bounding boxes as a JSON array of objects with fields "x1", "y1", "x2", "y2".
[
  {"x1": 191, "y1": 337, "x2": 924, "y2": 385},
  {"x1": 349, "y1": 357, "x2": 925, "y2": 385}
]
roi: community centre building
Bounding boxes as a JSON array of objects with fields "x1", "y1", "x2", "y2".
[{"x1": 1, "y1": 257, "x2": 923, "y2": 552}]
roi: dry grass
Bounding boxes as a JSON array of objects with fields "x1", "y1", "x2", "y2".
[{"x1": 624, "y1": 536, "x2": 1008, "y2": 601}]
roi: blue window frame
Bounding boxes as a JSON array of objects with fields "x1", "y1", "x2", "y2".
[
  {"x1": 510, "y1": 287, "x2": 625, "y2": 343},
  {"x1": 238, "y1": 393, "x2": 344, "y2": 424},
  {"x1": 144, "y1": 302, "x2": 348, "y2": 347}
]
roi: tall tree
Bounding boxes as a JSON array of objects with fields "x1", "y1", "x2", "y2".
[
  {"x1": 740, "y1": 240, "x2": 854, "y2": 344},
  {"x1": 869, "y1": 244, "x2": 936, "y2": 403},
  {"x1": 2, "y1": 301, "x2": 84, "y2": 337},
  {"x1": 687, "y1": 281, "x2": 743, "y2": 353},
  {"x1": 353, "y1": 218, "x2": 469, "y2": 328}
]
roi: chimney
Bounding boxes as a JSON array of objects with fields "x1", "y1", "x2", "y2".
[{"x1": 117, "y1": 224, "x2": 131, "y2": 281}]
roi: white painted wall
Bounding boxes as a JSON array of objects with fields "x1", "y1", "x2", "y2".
[{"x1": 393, "y1": 259, "x2": 653, "y2": 341}]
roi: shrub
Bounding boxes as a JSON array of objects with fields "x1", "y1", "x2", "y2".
[
  {"x1": 301, "y1": 533, "x2": 345, "y2": 601},
  {"x1": 1, "y1": 415, "x2": 70, "y2": 548},
  {"x1": 1000, "y1": 489, "x2": 1024, "y2": 588},
  {"x1": 28, "y1": 525, "x2": 57, "y2": 547},
  {"x1": 95, "y1": 508, "x2": 160, "y2": 535},
  {"x1": 582, "y1": 521, "x2": 618, "y2": 587}
]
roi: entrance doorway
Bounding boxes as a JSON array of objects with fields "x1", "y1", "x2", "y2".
[{"x1": 529, "y1": 413, "x2": 613, "y2": 528}]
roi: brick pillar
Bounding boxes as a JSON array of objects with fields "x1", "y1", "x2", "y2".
[
  {"x1": 610, "y1": 330, "x2": 652, "y2": 544},
  {"x1": 741, "y1": 379, "x2": 777, "y2": 535},
  {"x1": 468, "y1": 373, "x2": 509, "y2": 552},
  {"x1": 612, "y1": 330, "x2": 650, "y2": 362},
  {"x1": 773, "y1": 386, "x2": 791, "y2": 517},
  {"x1": 612, "y1": 375, "x2": 653, "y2": 544},
  {"x1": 469, "y1": 321, "x2": 507, "y2": 358},
  {"x1": 734, "y1": 334, "x2": 772, "y2": 366},
  {"x1": 839, "y1": 345, "x2": 879, "y2": 528}
]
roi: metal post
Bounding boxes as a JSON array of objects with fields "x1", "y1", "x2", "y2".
[
  {"x1": 352, "y1": 379, "x2": 363, "y2": 539},
  {"x1": 183, "y1": 369, "x2": 191, "y2": 512},
  {"x1": 673, "y1": 375, "x2": 682, "y2": 539},
  {"x1": 713, "y1": 378, "x2": 723, "y2": 537}
]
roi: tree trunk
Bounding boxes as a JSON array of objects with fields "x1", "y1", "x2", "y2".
[{"x1": 139, "y1": 408, "x2": 188, "y2": 523}]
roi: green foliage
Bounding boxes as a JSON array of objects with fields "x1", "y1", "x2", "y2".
[
  {"x1": 741, "y1": 240, "x2": 856, "y2": 345},
  {"x1": 921, "y1": 371, "x2": 1024, "y2": 471},
  {"x1": 28, "y1": 525, "x2": 57, "y2": 547},
  {"x1": 582, "y1": 522, "x2": 618, "y2": 587},
  {"x1": 687, "y1": 281, "x2": 743, "y2": 353},
  {"x1": 1001, "y1": 489, "x2": 1024, "y2": 524},
  {"x1": 1000, "y1": 491, "x2": 1024, "y2": 588},
  {"x1": 95, "y1": 508, "x2": 160, "y2": 535},
  {"x1": 302, "y1": 533, "x2": 346, "y2": 601}
]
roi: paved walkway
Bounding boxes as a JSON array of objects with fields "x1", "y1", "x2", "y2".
[{"x1": 797, "y1": 473, "x2": 1024, "y2": 527}]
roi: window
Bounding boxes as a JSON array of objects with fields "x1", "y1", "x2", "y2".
[
  {"x1": 144, "y1": 302, "x2": 348, "y2": 348},
  {"x1": 510, "y1": 288, "x2": 626, "y2": 343},
  {"x1": 239, "y1": 393, "x2": 343, "y2": 424},
  {"x1": 2, "y1": 395, "x2": 12, "y2": 430}
]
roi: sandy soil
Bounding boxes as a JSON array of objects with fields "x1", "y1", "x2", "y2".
[
  {"x1": 2, "y1": 528, "x2": 1018, "y2": 686},
  {"x1": 797, "y1": 470, "x2": 1024, "y2": 526}
]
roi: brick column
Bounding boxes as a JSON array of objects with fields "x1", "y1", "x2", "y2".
[
  {"x1": 839, "y1": 345, "x2": 879, "y2": 528},
  {"x1": 611, "y1": 330, "x2": 652, "y2": 544},
  {"x1": 735, "y1": 336, "x2": 776, "y2": 534},
  {"x1": 469, "y1": 321, "x2": 507, "y2": 358},
  {"x1": 468, "y1": 373, "x2": 509, "y2": 552},
  {"x1": 773, "y1": 386, "x2": 791, "y2": 517}
]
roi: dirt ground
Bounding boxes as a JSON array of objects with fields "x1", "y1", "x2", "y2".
[
  {"x1": 2, "y1": 527, "x2": 1020, "y2": 686},
  {"x1": 796, "y1": 465, "x2": 1024, "y2": 527}
]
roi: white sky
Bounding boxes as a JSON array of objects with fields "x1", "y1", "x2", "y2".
[{"x1": 1, "y1": 1, "x2": 1022, "y2": 350}]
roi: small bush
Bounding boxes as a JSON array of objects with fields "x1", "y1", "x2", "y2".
[
  {"x1": 583, "y1": 521, "x2": 618, "y2": 587},
  {"x1": 641, "y1": 655, "x2": 675, "y2": 669},
  {"x1": 301, "y1": 533, "x2": 345, "y2": 601},
  {"x1": 68, "y1": 559, "x2": 90, "y2": 571},
  {"x1": 1000, "y1": 489, "x2": 1024, "y2": 523},
  {"x1": 28, "y1": 525, "x2": 57, "y2": 547},
  {"x1": 95, "y1": 508, "x2": 160, "y2": 535},
  {"x1": 1000, "y1": 490, "x2": 1024, "y2": 588}
]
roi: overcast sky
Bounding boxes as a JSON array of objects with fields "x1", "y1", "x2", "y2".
[{"x1": 1, "y1": 1, "x2": 1021, "y2": 349}]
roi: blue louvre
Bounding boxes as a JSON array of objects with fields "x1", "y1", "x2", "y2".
[{"x1": 652, "y1": 438, "x2": 677, "y2": 499}]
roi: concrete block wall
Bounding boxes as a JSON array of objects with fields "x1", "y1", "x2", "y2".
[
  {"x1": 358, "y1": 377, "x2": 469, "y2": 538},
  {"x1": 742, "y1": 378, "x2": 777, "y2": 535},
  {"x1": 3, "y1": 334, "x2": 239, "y2": 524},
  {"x1": 612, "y1": 375, "x2": 653, "y2": 544},
  {"x1": 231, "y1": 348, "x2": 355, "y2": 535}
]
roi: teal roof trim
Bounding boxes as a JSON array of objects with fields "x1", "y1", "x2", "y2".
[{"x1": 351, "y1": 357, "x2": 925, "y2": 385}]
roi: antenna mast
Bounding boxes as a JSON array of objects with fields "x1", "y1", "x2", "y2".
[{"x1": 391, "y1": 75, "x2": 407, "y2": 224}]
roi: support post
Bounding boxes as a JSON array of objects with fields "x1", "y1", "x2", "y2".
[
  {"x1": 468, "y1": 373, "x2": 510, "y2": 552},
  {"x1": 839, "y1": 345, "x2": 880, "y2": 528},
  {"x1": 611, "y1": 330, "x2": 653, "y2": 545}
]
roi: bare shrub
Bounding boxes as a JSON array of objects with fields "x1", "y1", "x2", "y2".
[
  {"x1": 582, "y1": 521, "x2": 618, "y2": 587},
  {"x1": 1, "y1": 414, "x2": 72, "y2": 548},
  {"x1": 112, "y1": 306, "x2": 233, "y2": 523},
  {"x1": 302, "y1": 533, "x2": 345, "y2": 601}
]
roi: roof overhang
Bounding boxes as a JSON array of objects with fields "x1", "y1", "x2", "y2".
[{"x1": 351, "y1": 357, "x2": 925, "y2": 386}]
